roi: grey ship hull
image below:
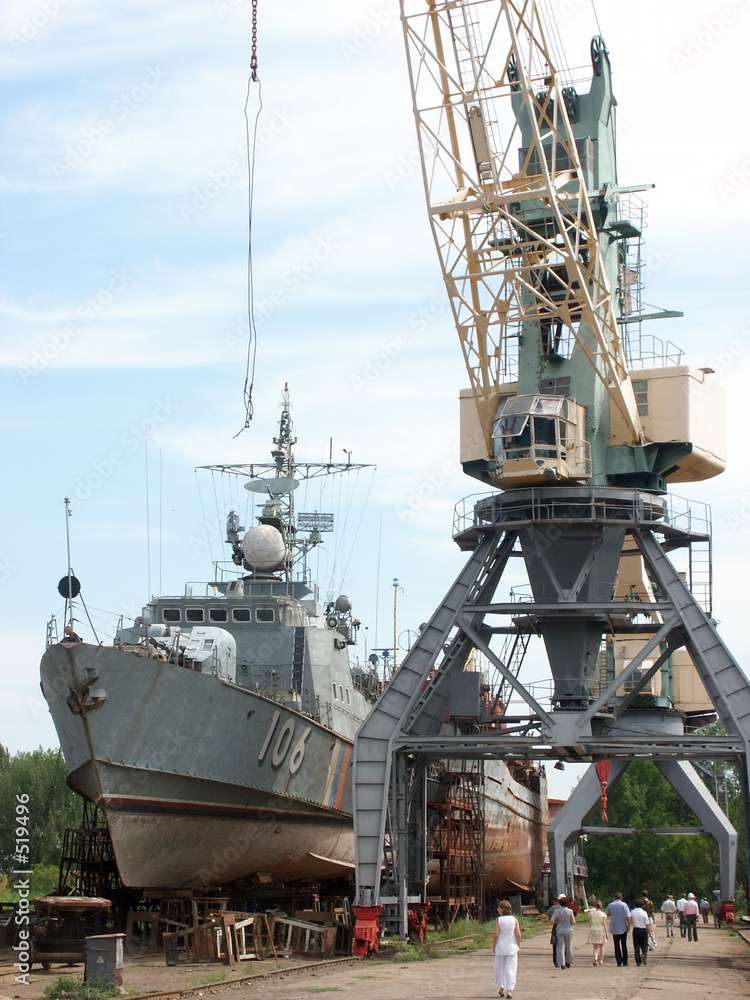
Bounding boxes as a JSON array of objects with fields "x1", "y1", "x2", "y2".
[
  {"x1": 41, "y1": 641, "x2": 356, "y2": 888},
  {"x1": 43, "y1": 641, "x2": 548, "y2": 893}
]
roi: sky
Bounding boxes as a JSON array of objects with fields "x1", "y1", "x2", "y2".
[{"x1": 2, "y1": 0, "x2": 750, "y2": 803}]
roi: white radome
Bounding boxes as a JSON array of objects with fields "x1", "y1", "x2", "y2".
[{"x1": 241, "y1": 525, "x2": 286, "y2": 570}]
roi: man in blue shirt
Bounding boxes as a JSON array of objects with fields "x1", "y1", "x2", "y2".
[{"x1": 606, "y1": 892, "x2": 631, "y2": 967}]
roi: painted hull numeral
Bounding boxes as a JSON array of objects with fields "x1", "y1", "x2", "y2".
[
  {"x1": 258, "y1": 711, "x2": 311, "y2": 775},
  {"x1": 258, "y1": 709, "x2": 280, "y2": 764}
]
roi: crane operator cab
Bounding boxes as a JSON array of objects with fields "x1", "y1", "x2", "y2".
[{"x1": 492, "y1": 394, "x2": 589, "y2": 488}]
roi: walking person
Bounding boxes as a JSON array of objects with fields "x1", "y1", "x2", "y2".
[
  {"x1": 660, "y1": 894, "x2": 676, "y2": 937},
  {"x1": 630, "y1": 898, "x2": 651, "y2": 966},
  {"x1": 676, "y1": 892, "x2": 687, "y2": 937},
  {"x1": 700, "y1": 897, "x2": 710, "y2": 924},
  {"x1": 587, "y1": 900, "x2": 608, "y2": 966},
  {"x1": 684, "y1": 892, "x2": 700, "y2": 941},
  {"x1": 606, "y1": 892, "x2": 631, "y2": 967},
  {"x1": 551, "y1": 895, "x2": 575, "y2": 969},
  {"x1": 641, "y1": 890, "x2": 655, "y2": 921},
  {"x1": 711, "y1": 893, "x2": 722, "y2": 928},
  {"x1": 547, "y1": 896, "x2": 561, "y2": 967},
  {"x1": 493, "y1": 899, "x2": 521, "y2": 999}
]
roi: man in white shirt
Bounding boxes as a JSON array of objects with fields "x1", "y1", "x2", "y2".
[
  {"x1": 676, "y1": 892, "x2": 687, "y2": 937},
  {"x1": 630, "y1": 900, "x2": 652, "y2": 966},
  {"x1": 660, "y1": 894, "x2": 677, "y2": 937},
  {"x1": 683, "y1": 893, "x2": 700, "y2": 941}
]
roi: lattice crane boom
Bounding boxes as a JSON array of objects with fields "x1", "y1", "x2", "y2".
[{"x1": 401, "y1": 1, "x2": 722, "y2": 492}]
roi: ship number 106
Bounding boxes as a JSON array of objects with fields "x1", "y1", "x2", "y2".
[{"x1": 258, "y1": 710, "x2": 311, "y2": 774}]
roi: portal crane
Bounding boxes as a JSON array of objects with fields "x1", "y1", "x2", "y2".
[{"x1": 353, "y1": 0, "x2": 750, "y2": 946}]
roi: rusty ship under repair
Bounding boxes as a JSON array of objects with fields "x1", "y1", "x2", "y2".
[{"x1": 41, "y1": 396, "x2": 547, "y2": 894}]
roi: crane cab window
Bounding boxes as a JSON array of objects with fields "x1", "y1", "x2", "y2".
[
  {"x1": 532, "y1": 416, "x2": 559, "y2": 458},
  {"x1": 498, "y1": 413, "x2": 559, "y2": 461}
]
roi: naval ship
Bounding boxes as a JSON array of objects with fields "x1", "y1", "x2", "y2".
[{"x1": 41, "y1": 390, "x2": 547, "y2": 894}]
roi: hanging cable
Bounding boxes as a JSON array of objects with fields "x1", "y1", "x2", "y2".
[{"x1": 237, "y1": 0, "x2": 262, "y2": 435}]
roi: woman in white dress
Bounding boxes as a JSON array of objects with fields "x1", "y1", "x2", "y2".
[{"x1": 493, "y1": 899, "x2": 522, "y2": 998}]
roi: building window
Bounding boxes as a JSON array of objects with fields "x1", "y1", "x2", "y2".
[
  {"x1": 255, "y1": 608, "x2": 275, "y2": 623},
  {"x1": 345, "y1": 688, "x2": 350, "y2": 705},
  {"x1": 232, "y1": 608, "x2": 251, "y2": 622},
  {"x1": 209, "y1": 608, "x2": 228, "y2": 623},
  {"x1": 632, "y1": 379, "x2": 649, "y2": 416},
  {"x1": 332, "y1": 683, "x2": 337, "y2": 700},
  {"x1": 540, "y1": 377, "x2": 572, "y2": 397},
  {"x1": 185, "y1": 608, "x2": 204, "y2": 623},
  {"x1": 162, "y1": 608, "x2": 180, "y2": 623}
]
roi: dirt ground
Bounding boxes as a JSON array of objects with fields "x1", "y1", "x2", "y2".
[{"x1": 1, "y1": 921, "x2": 748, "y2": 1000}]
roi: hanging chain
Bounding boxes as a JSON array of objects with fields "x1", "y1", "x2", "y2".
[{"x1": 250, "y1": 0, "x2": 258, "y2": 82}]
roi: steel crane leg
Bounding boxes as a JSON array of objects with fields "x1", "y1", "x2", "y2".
[{"x1": 548, "y1": 758, "x2": 738, "y2": 900}]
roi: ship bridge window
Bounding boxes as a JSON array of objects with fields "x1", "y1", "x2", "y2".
[
  {"x1": 209, "y1": 608, "x2": 228, "y2": 623},
  {"x1": 255, "y1": 608, "x2": 275, "y2": 623},
  {"x1": 185, "y1": 608, "x2": 204, "y2": 623},
  {"x1": 233, "y1": 608, "x2": 251, "y2": 622},
  {"x1": 162, "y1": 608, "x2": 180, "y2": 623}
]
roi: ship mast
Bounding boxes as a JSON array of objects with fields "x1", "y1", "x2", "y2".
[{"x1": 199, "y1": 385, "x2": 374, "y2": 584}]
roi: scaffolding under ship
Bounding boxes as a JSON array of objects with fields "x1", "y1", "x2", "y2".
[{"x1": 41, "y1": 392, "x2": 547, "y2": 906}]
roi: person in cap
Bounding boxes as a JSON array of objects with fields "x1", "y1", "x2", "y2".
[
  {"x1": 547, "y1": 896, "x2": 561, "y2": 967},
  {"x1": 551, "y1": 895, "x2": 575, "y2": 969},
  {"x1": 683, "y1": 893, "x2": 700, "y2": 941}
]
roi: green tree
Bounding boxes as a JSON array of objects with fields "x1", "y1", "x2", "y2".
[
  {"x1": 583, "y1": 761, "x2": 721, "y2": 905},
  {"x1": 0, "y1": 745, "x2": 82, "y2": 876}
]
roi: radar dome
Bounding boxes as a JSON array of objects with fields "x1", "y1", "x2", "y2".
[
  {"x1": 241, "y1": 524, "x2": 286, "y2": 571},
  {"x1": 335, "y1": 595, "x2": 352, "y2": 613}
]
